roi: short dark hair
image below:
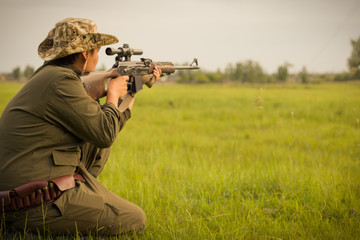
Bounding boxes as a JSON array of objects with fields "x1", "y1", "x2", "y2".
[
  {"x1": 50, "y1": 49, "x2": 96, "y2": 66},
  {"x1": 51, "y1": 53, "x2": 81, "y2": 66}
]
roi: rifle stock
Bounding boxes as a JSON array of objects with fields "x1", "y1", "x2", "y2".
[{"x1": 81, "y1": 68, "x2": 119, "y2": 100}]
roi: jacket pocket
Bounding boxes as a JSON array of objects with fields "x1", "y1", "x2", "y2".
[{"x1": 50, "y1": 148, "x2": 81, "y2": 179}]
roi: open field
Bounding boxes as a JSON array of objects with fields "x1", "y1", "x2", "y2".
[{"x1": 1, "y1": 81, "x2": 360, "y2": 239}]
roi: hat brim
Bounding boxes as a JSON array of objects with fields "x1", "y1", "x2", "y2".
[{"x1": 38, "y1": 33, "x2": 118, "y2": 61}]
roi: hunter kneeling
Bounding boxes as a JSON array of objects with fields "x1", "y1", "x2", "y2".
[{"x1": 0, "y1": 17, "x2": 161, "y2": 236}]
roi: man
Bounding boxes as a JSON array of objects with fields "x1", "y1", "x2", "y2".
[{"x1": 0, "y1": 17, "x2": 161, "y2": 236}]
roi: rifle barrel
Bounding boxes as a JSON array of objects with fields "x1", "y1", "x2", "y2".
[{"x1": 174, "y1": 66, "x2": 200, "y2": 70}]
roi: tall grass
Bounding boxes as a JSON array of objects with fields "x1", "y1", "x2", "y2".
[{"x1": 1, "y1": 81, "x2": 359, "y2": 239}]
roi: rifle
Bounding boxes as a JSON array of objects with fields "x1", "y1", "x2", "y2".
[{"x1": 81, "y1": 43, "x2": 199, "y2": 111}]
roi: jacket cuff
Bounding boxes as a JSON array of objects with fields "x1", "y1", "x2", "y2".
[
  {"x1": 121, "y1": 108, "x2": 132, "y2": 120},
  {"x1": 102, "y1": 102, "x2": 131, "y2": 121}
]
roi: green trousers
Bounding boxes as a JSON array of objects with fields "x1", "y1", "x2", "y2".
[{"x1": 4, "y1": 143, "x2": 146, "y2": 235}]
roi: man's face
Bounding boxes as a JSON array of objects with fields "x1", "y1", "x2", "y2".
[{"x1": 85, "y1": 48, "x2": 100, "y2": 72}]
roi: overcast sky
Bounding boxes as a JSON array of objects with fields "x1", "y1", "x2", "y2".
[{"x1": 0, "y1": 0, "x2": 359, "y2": 74}]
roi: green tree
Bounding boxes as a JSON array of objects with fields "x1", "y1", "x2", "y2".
[
  {"x1": 299, "y1": 66, "x2": 309, "y2": 84},
  {"x1": 224, "y1": 61, "x2": 265, "y2": 83},
  {"x1": 207, "y1": 71, "x2": 222, "y2": 83},
  {"x1": 276, "y1": 62, "x2": 292, "y2": 82},
  {"x1": 347, "y1": 37, "x2": 360, "y2": 79},
  {"x1": 193, "y1": 71, "x2": 210, "y2": 84},
  {"x1": 234, "y1": 63, "x2": 243, "y2": 82},
  {"x1": 12, "y1": 66, "x2": 21, "y2": 80},
  {"x1": 24, "y1": 65, "x2": 35, "y2": 79},
  {"x1": 224, "y1": 63, "x2": 235, "y2": 81},
  {"x1": 175, "y1": 68, "x2": 194, "y2": 83},
  {"x1": 242, "y1": 60, "x2": 265, "y2": 83}
]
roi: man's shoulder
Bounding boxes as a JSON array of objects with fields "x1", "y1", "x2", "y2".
[{"x1": 41, "y1": 64, "x2": 80, "y2": 80}]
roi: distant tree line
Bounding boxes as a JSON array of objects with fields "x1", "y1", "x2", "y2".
[
  {"x1": 174, "y1": 61, "x2": 299, "y2": 84},
  {"x1": 173, "y1": 61, "x2": 332, "y2": 84},
  {"x1": 174, "y1": 36, "x2": 360, "y2": 84},
  {"x1": 8, "y1": 65, "x2": 35, "y2": 81}
]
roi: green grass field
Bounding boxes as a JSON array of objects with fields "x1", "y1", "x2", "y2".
[{"x1": 1, "y1": 81, "x2": 359, "y2": 239}]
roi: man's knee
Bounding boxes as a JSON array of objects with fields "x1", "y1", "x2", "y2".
[
  {"x1": 125, "y1": 206, "x2": 146, "y2": 233},
  {"x1": 105, "y1": 202, "x2": 146, "y2": 235}
]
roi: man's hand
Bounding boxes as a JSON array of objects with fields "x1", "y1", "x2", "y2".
[
  {"x1": 106, "y1": 67, "x2": 161, "y2": 110},
  {"x1": 153, "y1": 67, "x2": 162, "y2": 83},
  {"x1": 106, "y1": 76, "x2": 129, "y2": 106},
  {"x1": 142, "y1": 67, "x2": 163, "y2": 88}
]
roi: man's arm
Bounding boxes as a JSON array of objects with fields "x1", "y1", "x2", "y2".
[{"x1": 45, "y1": 76, "x2": 130, "y2": 148}]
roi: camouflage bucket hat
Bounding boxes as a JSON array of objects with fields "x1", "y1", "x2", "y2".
[{"x1": 38, "y1": 17, "x2": 118, "y2": 61}]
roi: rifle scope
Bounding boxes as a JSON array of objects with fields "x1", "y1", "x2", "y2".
[{"x1": 105, "y1": 44, "x2": 143, "y2": 61}]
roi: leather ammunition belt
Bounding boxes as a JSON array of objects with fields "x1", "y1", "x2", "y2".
[{"x1": 0, "y1": 173, "x2": 85, "y2": 212}]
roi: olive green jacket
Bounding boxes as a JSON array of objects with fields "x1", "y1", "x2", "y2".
[{"x1": 0, "y1": 63, "x2": 130, "y2": 190}]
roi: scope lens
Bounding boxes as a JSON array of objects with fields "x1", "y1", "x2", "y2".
[{"x1": 105, "y1": 48, "x2": 112, "y2": 55}]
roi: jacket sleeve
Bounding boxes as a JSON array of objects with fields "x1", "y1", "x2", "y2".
[{"x1": 45, "y1": 75, "x2": 131, "y2": 148}]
